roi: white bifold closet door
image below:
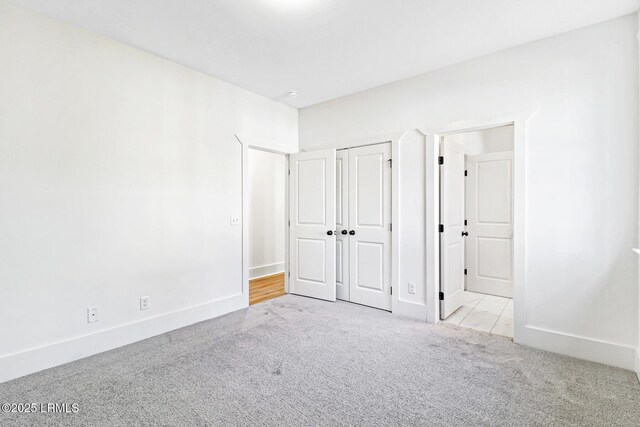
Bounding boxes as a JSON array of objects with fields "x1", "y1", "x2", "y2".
[
  {"x1": 440, "y1": 140, "x2": 466, "y2": 319},
  {"x1": 337, "y1": 143, "x2": 392, "y2": 311},
  {"x1": 289, "y1": 149, "x2": 336, "y2": 302}
]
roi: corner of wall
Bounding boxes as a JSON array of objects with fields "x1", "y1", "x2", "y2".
[
  {"x1": 392, "y1": 300, "x2": 429, "y2": 321},
  {"x1": 636, "y1": 9, "x2": 640, "y2": 384}
]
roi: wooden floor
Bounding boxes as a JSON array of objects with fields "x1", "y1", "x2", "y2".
[{"x1": 249, "y1": 272, "x2": 286, "y2": 305}]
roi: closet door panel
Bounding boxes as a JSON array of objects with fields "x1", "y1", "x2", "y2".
[
  {"x1": 289, "y1": 149, "x2": 336, "y2": 302},
  {"x1": 348, "y1": 143, "x2": 392, "y2": 311}
]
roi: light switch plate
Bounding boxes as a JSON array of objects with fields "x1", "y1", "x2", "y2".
[
  {"x1": 408, "y1": 282, "x2": 416, "y2": 295},
  {"x1": 140, "y1": 296, "x2": 150, "y2": 310}
]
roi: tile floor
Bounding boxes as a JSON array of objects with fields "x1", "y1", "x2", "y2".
[{"x1": 443, "y1": 291, "x2": 513, "y2": 338}]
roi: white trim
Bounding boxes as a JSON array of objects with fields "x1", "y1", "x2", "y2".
[
  {"x1": 425, "y1": 128, "x2": 440, "y2": 323},
  {"x1": 302, "y1": 131, "x2": 405, "y2": 152},
  {"x1": 284, "y1": 154, "x2": 291, "y2": 294},
  {"x1": 234, "y1": 134, "x2": 293, "y2": 156},
  {"x1": 521, "y1": 325, "x2": 636, "y2": 370},
  {"x1": 237, "y1": 136, "x2": 292, "y2": 296},
  {"x1": 249, "y1": 262, "x2": 285, "y2": 279},
  {"x1": 239, "y1": 136, "x2": 250, "y2": 308},
  {"x1": 635, "y1": 348, "x2": 640, "y2": 382},
  {"x1": 391, "y1": 133, "x2": 403, "y2": 317},
  {"x1": 0, "y1": 293, "x2": 245, "y2": 383}
]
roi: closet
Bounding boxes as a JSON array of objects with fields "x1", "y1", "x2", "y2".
[{"x1": 288, "y1": 143, "x2": 391, "y2": 311}]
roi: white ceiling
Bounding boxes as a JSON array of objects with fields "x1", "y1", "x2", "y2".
[{"x1": 12, "y1": 0, "x2": 640, "y2": 108}]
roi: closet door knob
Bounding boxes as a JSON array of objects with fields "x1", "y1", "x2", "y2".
[
  {"x1": 341, "y1": 230, "x2": 348, "y2": 235},
  {"x1": 349, "y1": 230, "x2": 356, "y2": 236},
  {"x1": 462, "y1": 231, "x2": 469, "y2": 237},
  {"x1": 327, "y1": 230, "x2": 334, "y2": 236}
]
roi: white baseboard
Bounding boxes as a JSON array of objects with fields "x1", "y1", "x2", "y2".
[
  {"x1": 0, "y1": 293, "x2": 246, "y2": 383},
  {"x1": 520, "y1": 325, "x2": 636, "y2": 371},
  {"x1": 249, "y1": 262, "x2": 284, "y2": 279},
  {"x1": 393, "y1": 298, "x2": 428, "y2": 321},
  {"x1": 635, "y1": 348, "x2": 640, "y2": 382}
]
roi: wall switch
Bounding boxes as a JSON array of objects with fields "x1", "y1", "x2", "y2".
[
  {"x1": 230, "y1": 215, "x2": 241, "y2": 226},
  {"x1": 140, "y1": 296, "x2": 151, "y2": 310},
  {"x1": 408, "y1": 282, "x2": 416, "y2": 295},
  {"x1": 87, "y1": 307, "x2": 99, "y2": 323}
]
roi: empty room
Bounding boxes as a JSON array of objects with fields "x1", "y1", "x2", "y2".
[{"x1": 1, "y1": 0, "x2": 639, "y2": 425}]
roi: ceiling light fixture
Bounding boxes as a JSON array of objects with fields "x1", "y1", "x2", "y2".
[{"x1": 288, "y1": 90, "x2": 299, "y2": 98}]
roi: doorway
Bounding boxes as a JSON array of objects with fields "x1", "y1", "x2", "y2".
[
  {"x1": 248, "y1": 148, "x2": 287, "y2": 305},
  {"x1": 439, "y1": 125, "x2": 515, "y2": 337}
]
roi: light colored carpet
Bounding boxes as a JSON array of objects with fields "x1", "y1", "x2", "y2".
[{"x1": 1, "y1": 294, "x2": 639, "y2": 426}]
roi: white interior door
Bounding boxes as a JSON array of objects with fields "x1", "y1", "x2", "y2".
[
  {"x1": 289, "y1": 149, "x2": 336, "y2": 302},
  {"x1": 336, "y1": 149, "x2": 350, "y2": 301},
  {"x1": 440, "y1": 140, "x2": 466, "y2": 319},
  {"x1": 348, "y1": 143, "x2": 392, "y2": 311},
  {"x1": 465, "y1": 151, "x2": 514, "y2": 298}
]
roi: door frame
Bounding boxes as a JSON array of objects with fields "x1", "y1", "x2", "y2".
[
  {"x1": 424, "y1": 111, "x2": 531, "y2": 343},
  {"x1": 237, "y1": 136, "x2": 291, "y2": 308},
  {"x1": 303, "y1": 133, "x2": 402, "y2": 314}
]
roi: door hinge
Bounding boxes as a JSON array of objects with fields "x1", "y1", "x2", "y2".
[
  {"x1": 439, "y1": 292, "x2": 444, "y2": 301},
  {"x1": 389, "y1": 223, "x2": 392, "y2": 232},
  {"x1": 388, "y1": 158, "x2": 392, "y2": 168},
  {"x1": 288, "y1": 169, "x2": 291, "y2": 175},
  {"x1": 390, "y1": 286, "x2": 393, "y2": 295},
  {"x1": 438, "y1": 156, "x2": 444, "y2": 165},
  {"x1": 288, "y1": 271, "x2": 290, "y2": 277},
  {"x1": 288, "y1": 220, "x2": 291, "y2": 227},
  {"x1": 464, "y1": 268, "x2": 467, "y2": 276},
  {"x1": 464, "y1": 170, "x2": 467, "y2": 177},
  {"x1": 439, "y1": 224, "x2": 444, "y2": 233}
]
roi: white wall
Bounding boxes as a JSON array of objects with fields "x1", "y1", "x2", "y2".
[
  {"x1": 0, "y1": 0, "x2": 297, "y2": 382},
  {"x1": 300, "y1": 15, "x2": 639, "y2": 369},
  {"x1": 248, "y1": 149, "x2": 285, "y2": 279}
]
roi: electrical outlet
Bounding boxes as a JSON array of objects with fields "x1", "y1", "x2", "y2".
[
  {"x1": 87, "y1": 307, "x2": 99, "y2": 323},
  {"x1": 140, "y1": 296, "x2": 150, "y2": 310},
  {"x1": 230, "y1": 215, "x2": 240, "y2": 226},
  {"x1": 408, "y1": 282, "x2": 416, "y2": 295}
]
